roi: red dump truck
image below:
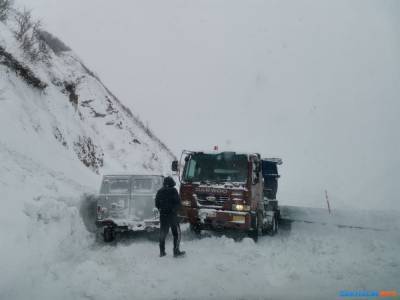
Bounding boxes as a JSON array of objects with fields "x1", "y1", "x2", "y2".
[{"x1": 172, "y1": 151, "x2": 282, "y2": 241}]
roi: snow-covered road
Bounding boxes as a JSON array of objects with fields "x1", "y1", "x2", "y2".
[{"x1": 2, "y1": 200, "x2": 399, "y2": 300}]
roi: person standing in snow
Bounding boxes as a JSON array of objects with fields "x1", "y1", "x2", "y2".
[{"x1": 155, "y1": 176, "x2": 185, "y2": 257}]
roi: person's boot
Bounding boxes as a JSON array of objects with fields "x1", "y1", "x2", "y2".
[
  {"x1": 173, "y1": 233, "x2": 184, "y2": 257},
  {"x1": 173, "y1": 249, "x2": 186, "y2": 257},
  {"x1": 159, "y1": 242, "x2": 166, "y2": 257}
]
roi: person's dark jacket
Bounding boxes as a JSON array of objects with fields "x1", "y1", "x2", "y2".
[{"x1": 155, "y1": 186, "x2": 181, "y2": 215}]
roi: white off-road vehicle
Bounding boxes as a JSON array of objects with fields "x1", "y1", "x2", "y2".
[{"x1": 96, "y1": 175, "x2": 163, "y2": 242}]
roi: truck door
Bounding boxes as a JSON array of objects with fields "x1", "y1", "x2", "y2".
[
  {"x1": 250, "y1": 155, "x2": 263, "y2": 210},
  {"x1": 262, "y1": 161, "x2": 279, "y2": 200}
]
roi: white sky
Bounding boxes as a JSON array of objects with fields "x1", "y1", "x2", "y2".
[{"x1": 16, "y1": 0, "x2": 400, "y2": 210}]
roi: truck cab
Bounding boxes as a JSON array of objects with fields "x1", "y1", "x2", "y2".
[{"x1": 172, "y1": 151, "x2": 282, "y2": 240}]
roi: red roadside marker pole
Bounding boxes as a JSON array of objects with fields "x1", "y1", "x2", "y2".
[{"x1": 325, "y1": 190, "x2": 331, "y2": 215}]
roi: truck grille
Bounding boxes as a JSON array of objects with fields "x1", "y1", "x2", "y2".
[{"x1": 196, "y1": 194, "x2": 229, "y2": 207}]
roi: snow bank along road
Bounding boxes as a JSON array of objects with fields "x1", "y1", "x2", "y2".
[{"x1": 1, "y1": 192, "x2": 399, "y2": 300}]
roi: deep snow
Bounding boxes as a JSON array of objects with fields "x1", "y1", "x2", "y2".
[{"x1": 1, "y1": 196, "x2": 399, "y2": 300}]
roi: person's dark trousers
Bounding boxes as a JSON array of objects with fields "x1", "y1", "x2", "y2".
[{"x1": 159, "y1": 213, "x2": 181, "y2": 255}]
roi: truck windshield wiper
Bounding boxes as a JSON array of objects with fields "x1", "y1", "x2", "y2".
[
  {"x1": 217, "y1": 178, "x2": 232, "y2": 184},
  {"x1": 201, "y1": 179, "x2": 218, "y2": 185}
]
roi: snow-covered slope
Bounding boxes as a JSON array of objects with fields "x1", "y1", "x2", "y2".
[
  {"x1": 0, "y1": 20, "x2": 174, "y2": 174},
  {"x1": 0, "y1": 15, "x2": 175, "y2": 206},
  {"x1": 0, "y1": 11, "x2": 175, "y2": 299}
]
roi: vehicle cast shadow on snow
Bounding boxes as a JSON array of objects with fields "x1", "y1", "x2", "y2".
[
  {"x1": 102, "y1": 230, "x2": 160, "y2": 246},
  {"x1": 79, "y1": 193, "x2": 98, "y2": 233},
  {"x1": 180, "y1": 221, "x2": 292, "y2": 242}
]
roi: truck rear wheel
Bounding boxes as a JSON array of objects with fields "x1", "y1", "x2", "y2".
[{"x1": 268, "y1": 215, "x2": 278, "y2": 236}]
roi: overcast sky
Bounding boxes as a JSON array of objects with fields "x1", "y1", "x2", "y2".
[{"x1": 16, "y1": 0, "x2": 400, "y2": 210}]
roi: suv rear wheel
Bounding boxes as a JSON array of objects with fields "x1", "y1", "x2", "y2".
[{"x1": 103, "y1": 227, "x2": 116, "y2": 243}]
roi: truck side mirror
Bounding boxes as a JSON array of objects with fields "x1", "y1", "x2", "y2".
[
  {"x1": 171, "y1": 160, "x2": 178, "y2": 172},
  {"x1": 253, "y1": 172, "x2": 260, "y2": 184},
  {"x1": 252, "y1": 161, "x2": 261, "y2": 185}
]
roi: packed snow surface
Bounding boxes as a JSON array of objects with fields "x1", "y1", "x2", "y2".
[{"x1": 1, "y1": 190, "x2": 399, "y2": 300}]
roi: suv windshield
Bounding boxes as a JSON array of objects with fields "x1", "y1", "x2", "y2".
[
  {"x1": 100, "y1": 178, "x2": 130, "y2": 194},
  {"x1": 183, "y1": 153, "x2": 248, "y2": 183},
  {"x1": 132, "y1": 178, "x2": 153, "y2": 191}
]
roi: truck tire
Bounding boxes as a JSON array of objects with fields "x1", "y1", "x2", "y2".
[
  {"x1": 190, "y1": 224, "x2": 202, "y2": 236},
  {"x1": 249, "y1": 213, "x2": 262, "y2": 242},
  {"x1": 103, "y1": 227, "x2": 116, "y2": 243},
  {"x1": 268, "y1": 215, "x2": 278, "y2": 236}
]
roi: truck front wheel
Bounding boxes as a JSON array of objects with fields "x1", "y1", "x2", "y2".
[
  {"x1": 190, "y1": 224, "x2": 202, "y2": 236},
  {"x1": 249, "y1": 213, "x2": 262, "y2": 242}
]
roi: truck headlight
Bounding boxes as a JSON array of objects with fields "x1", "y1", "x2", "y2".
[{"x1": 232, "y1": 204, "x2": 250, "y2": 211}]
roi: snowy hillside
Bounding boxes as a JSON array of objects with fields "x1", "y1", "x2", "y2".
[
  {"x1": 0, "y1": 19, "x2": 174, "y2": 173},
  {"x1": 0, "y1": 9, "x2": 175, "y2": 203},
  {"x1": 0, "y1": 7, "x2": 176, "y2": 299}
]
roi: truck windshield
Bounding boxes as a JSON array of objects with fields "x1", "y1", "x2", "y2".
[{"x1": 183, "y1": 153, "x2": 248, "y2": 183}]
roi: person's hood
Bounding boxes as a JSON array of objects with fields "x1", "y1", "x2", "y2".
[{"x1": 163, "y1": 176, "x2": 176, "y2": 187}]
